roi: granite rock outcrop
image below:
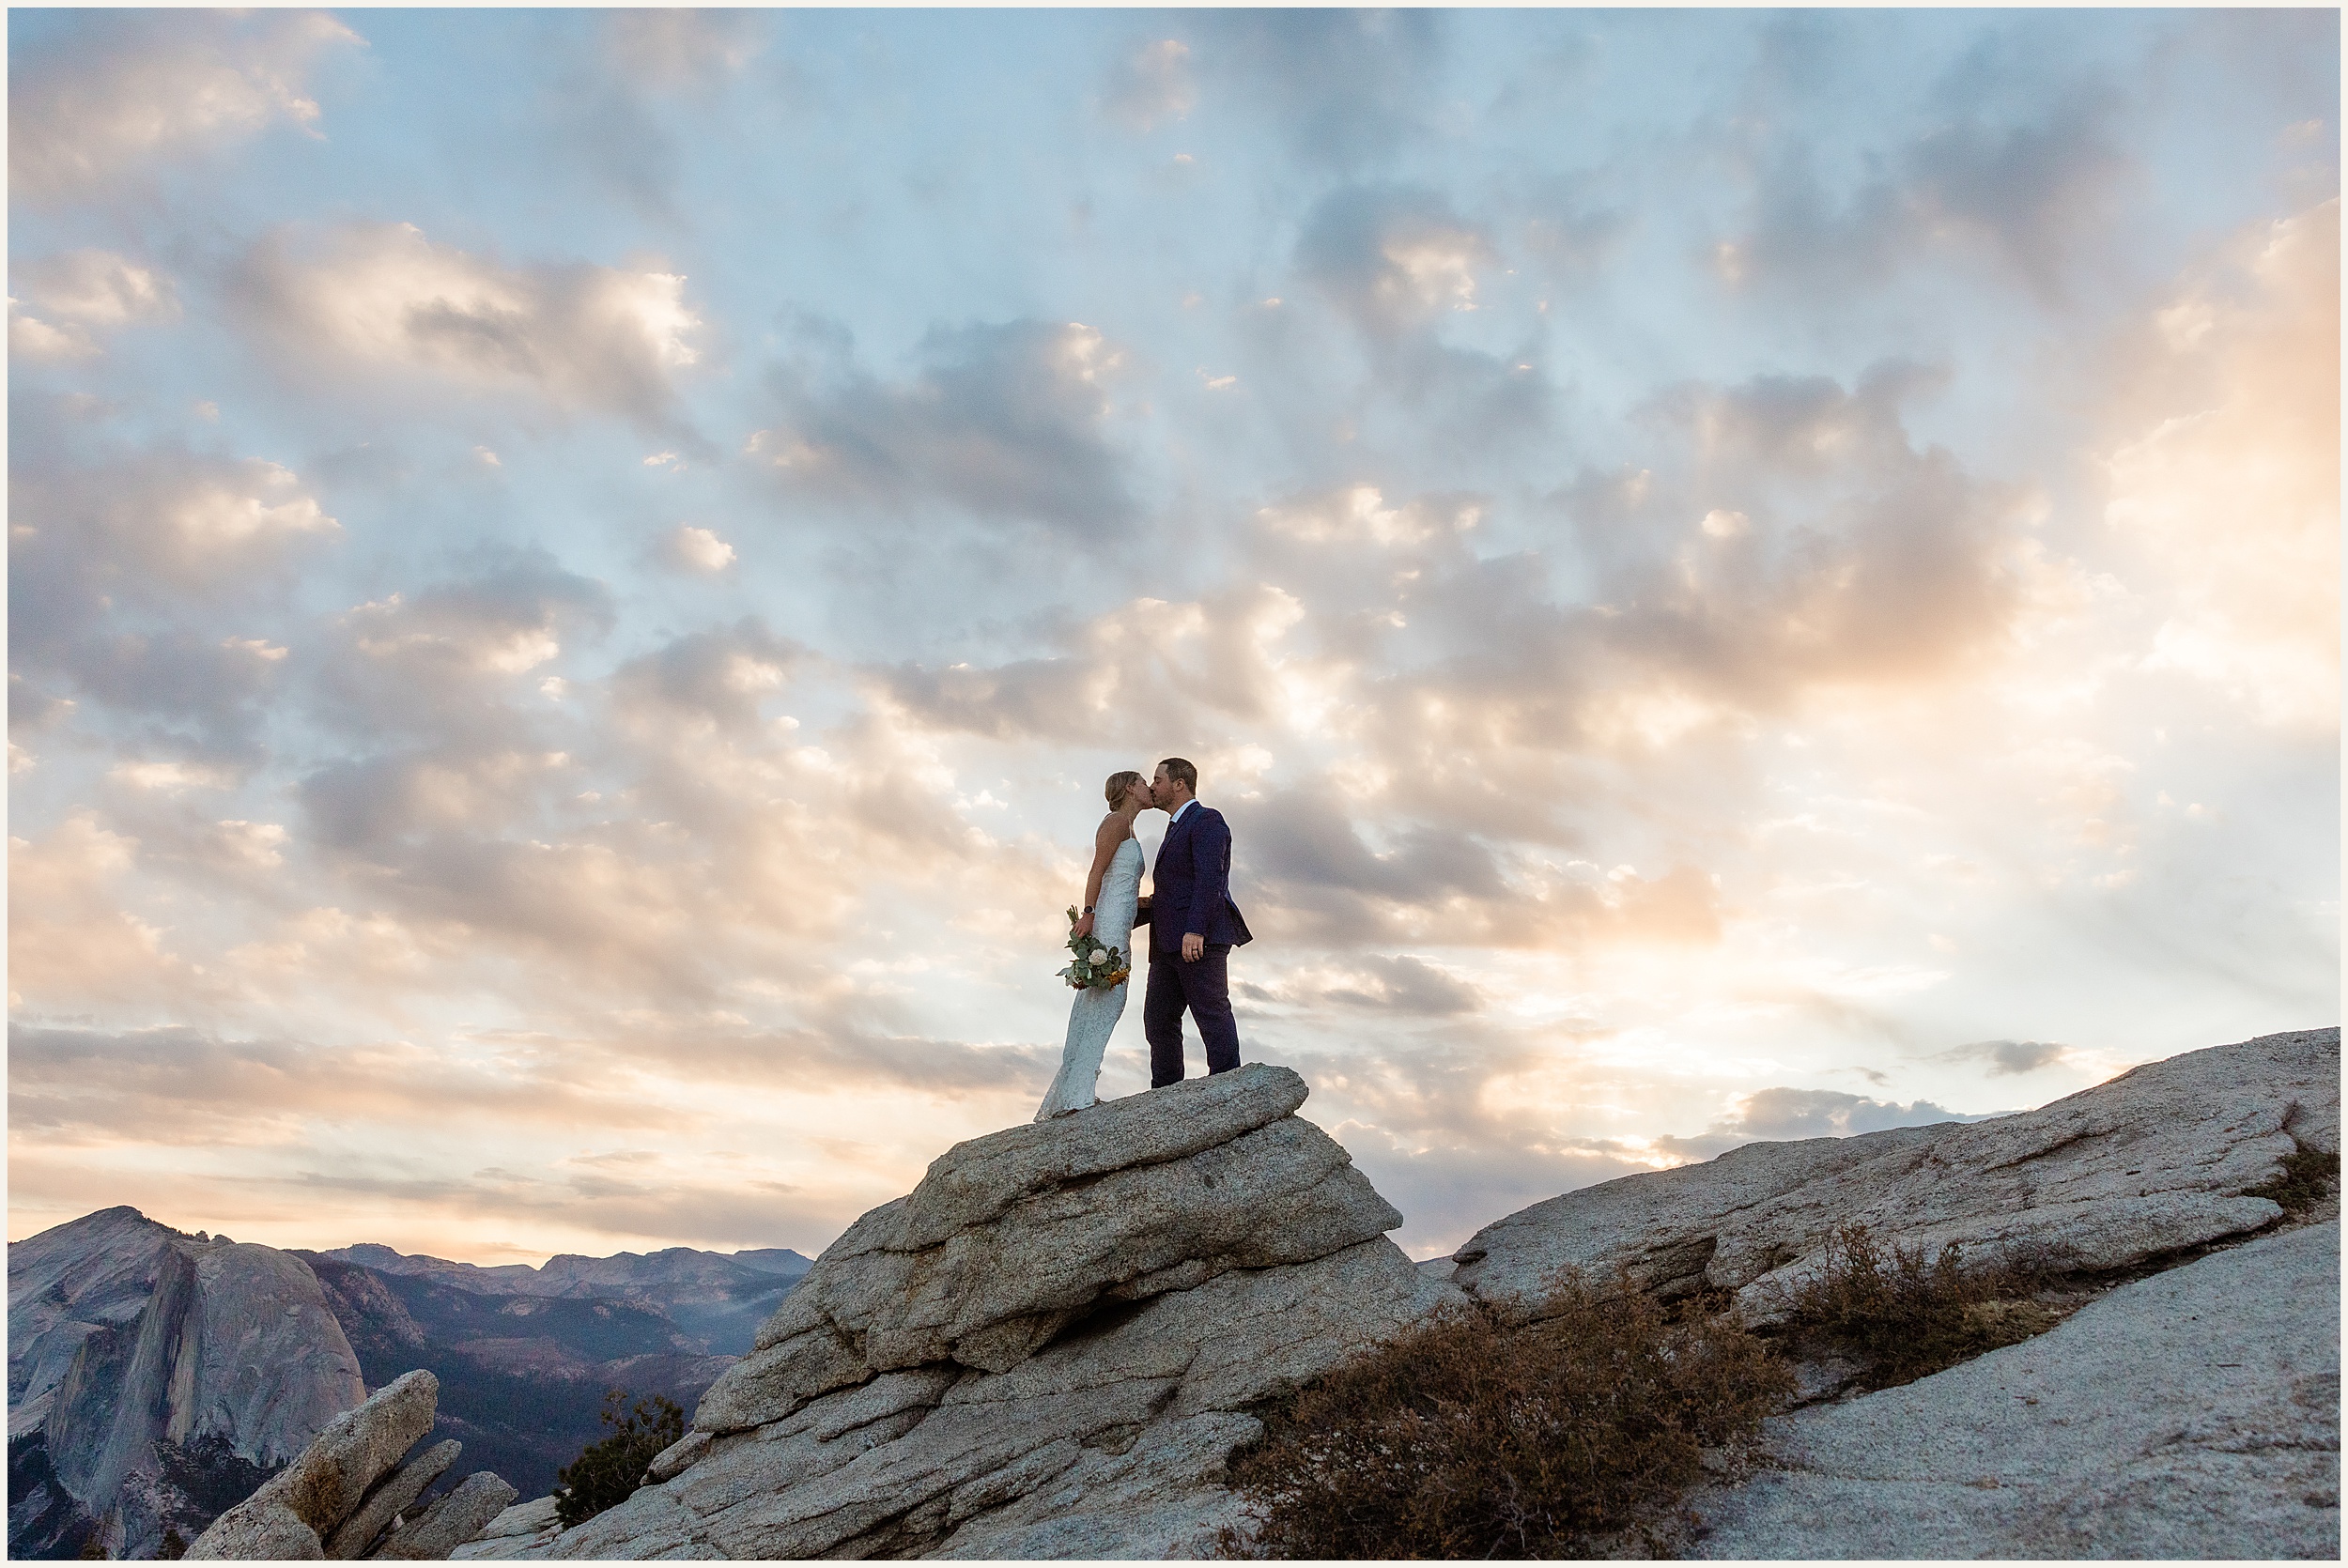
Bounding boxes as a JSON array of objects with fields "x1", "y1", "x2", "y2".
[
  {"x1": 1682, "y1": 1217, "x2": 2341, "y2": 1558},
  {"x1": 448, "y1": 1496, "x2": 564, "y2": 1560},
  {"x1": 371, "y1": 1471, "x2": 521, "y2": 1560},
  {"x1": 190, "y1": 1368, "x2": 516, "y2": 1560},
  {"x1": 1450, "y1": 1027, "x2": 2340, "y2": 1324},
  {"x1": 396, "y1": 1030, "x2": 2344, "y2": 1560},
  {"x1": 538, "y1": 1064, "x2": 1459, "y2": 1559}
]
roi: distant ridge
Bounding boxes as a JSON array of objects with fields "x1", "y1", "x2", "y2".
[
  {"x1": 322, "y1": 1242, "x2": 814, "y2": 1295},
  {"x1": 730, "y1": 1247, "x2": 816, "y2": 1276},
  {"x1": 312, "y1": 1240, "x2": 813, "y2": 1365}
]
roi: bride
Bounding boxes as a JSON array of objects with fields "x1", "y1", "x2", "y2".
[{"x1": 1035, "y1": 770, "x2": 1155, "y2": 1119}]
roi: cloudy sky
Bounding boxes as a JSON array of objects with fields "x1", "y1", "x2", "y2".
[{"x1": 8, "y1": 8, "x2": 2337, "y2": 1265}]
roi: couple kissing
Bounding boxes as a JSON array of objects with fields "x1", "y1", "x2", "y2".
[{"x1": 1034, "y1": 757, "x2": 1253, "y2": 1120}]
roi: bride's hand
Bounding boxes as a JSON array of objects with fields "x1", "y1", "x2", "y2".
[{"x1": 1074, "y1": 912, "x2": 1096, "y2": 939}]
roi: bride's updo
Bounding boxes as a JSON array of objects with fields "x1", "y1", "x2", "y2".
[{"x1": 1104, "y1": 769, "x2": 1144, "y2": 806}]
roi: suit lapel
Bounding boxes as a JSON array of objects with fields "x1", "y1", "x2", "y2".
[{"x1": 1155, "y1": 807, "x2": 1191, "y2": 874}]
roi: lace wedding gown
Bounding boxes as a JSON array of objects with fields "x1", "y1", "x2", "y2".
[{"x1": 1035, "y1": 837, "x2": 1142, "y2": 1119}]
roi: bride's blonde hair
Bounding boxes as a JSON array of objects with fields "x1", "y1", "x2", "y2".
[{"x1": 1104, "y1": 769, "x2": 1144, "y2": 806}]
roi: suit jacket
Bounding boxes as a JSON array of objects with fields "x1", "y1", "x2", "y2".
[{"x1": 1145, "y1": 803, "x2": 1253, "y2": 953}]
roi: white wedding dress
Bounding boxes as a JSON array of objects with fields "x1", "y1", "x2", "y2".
[{"x1": 1035, "y1": 837, "x2": 1142, "y2": 1119}]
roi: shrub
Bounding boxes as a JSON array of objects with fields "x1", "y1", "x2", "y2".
[
  {"x1": 1781, "y1": 1223, "x2": 2058, "y2": 1389},
  {"x1": 1220, "y1": 1272, "x2": 1791, "y2": 1559},
  {"x1": 553, "y1": 1390, "x2": 685, "y2": 1528}
]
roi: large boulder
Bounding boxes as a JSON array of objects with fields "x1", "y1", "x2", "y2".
[
  {"x1": 371, "y1": 1472, "x2": 521, "y2": 1560},
  {"x1": 190, "y1": 1370, "x2": 440, "y2": 1559},
  {"x1": 703, "y1": 1061, "x2": 1401, "y2": 1422},
  {"x1": 1452, "y1": 1027, "x2": 2340, "y2": 1323},
  {"x1": 447, "y1": 1496, "x2": 563, "y2": 1560},
  {"x1": 325, "y1": 1438, "x2": 460, "y2": 1558},
  {"x1": 1682, "y1": 1218, "x2": 2341, "y2": 1558},
  {"x1": 545, "y1": 1064, "x2": 1460, "y2": 1559}
]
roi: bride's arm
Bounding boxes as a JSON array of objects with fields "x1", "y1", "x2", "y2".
[{"x1": 1073, "y1": 817, "x2": 1120, "y2": 939}]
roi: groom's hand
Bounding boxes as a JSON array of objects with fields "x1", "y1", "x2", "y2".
[{"x1": 1182, "y1": 932, "x2": 1204, "y2": 961}]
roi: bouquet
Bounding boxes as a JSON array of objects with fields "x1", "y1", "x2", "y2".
[{"x1": 1058, "y1": 906, "x2": 1132, "y2": 992}]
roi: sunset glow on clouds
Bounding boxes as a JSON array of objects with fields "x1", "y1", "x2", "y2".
[{"x1": 9, "y1": 9, "x2": 2337, "y2": 1264}]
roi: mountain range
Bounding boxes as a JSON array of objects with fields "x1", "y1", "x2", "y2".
[
  {"x1": 317, "y1": 1242, "x2": 810, "y2": 1356},
  {"x1": 6, "y1": 1215, "x2": 811, "y2": 1560}
]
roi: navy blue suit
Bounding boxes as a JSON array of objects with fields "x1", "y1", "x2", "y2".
[{"x1": 1141, "y1": 802, "x2": 1250, "y2": 1085}]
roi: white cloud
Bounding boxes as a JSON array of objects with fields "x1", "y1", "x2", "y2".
[
  {"x1": 14, "y1": 250, "x2": 178, "y2": 326},
  {"x1": 753, "y1": 318, "x2": 1133, "y2": 528},
  {"x1": 6, "y1": 249, "x2": 174, "y2": 359},
  {"x1": 1104, "y1": 38, "x2": 1197, "y2": 131},
  {"x1": 9, "y1": 11, "x2": 362, "y2": 203},
  {"x1": 603, "y1": 9, "x2": 764, "y2": 91},
  {"x1": 108, "y1": 761, "x2": 236, "y2": 792},
  {"x1": 8, "y1": 303, "x2": 99, "y2": 362},
  {"x1": 7, "y1": 814, "x2": 211, "y2": 1010},
  {"x1": 211, "y1": 821, "x2": 291, "y2": 870},
  {"x1": 235, "y1": 223, "x2": 704, "y2": 422},
  {"x1": 173, "y1": 466, "x2": 337, "y2": 555},
  {"x1": 666, "y1": 525, "x2": 737, "y2": 574},
  {"x1": 1299, "y1": 186, "x2": 1494, "y2": 336},
  {"x1": 1726, "y1": 1086, "x2": 1981, "y2": 1139},
  {"x1": 338, "y1": 564, "x2": 609, "y2": 679},
  {"x1": 2104, "y1": 200, "x2": 2338, "y2": 730},
  {"x1": 12, "y1": 449, "x2": 339, "y2": 604},
  {"x1": 1939, "y1": 1038, "x2": 2070, "y2": 1075},
  {"x1": 348, "y1": 598, "x2": 562, "y2": 675},
  {"x1": 1257, "y1": 484, "x2": 1477, "y2": 548}
]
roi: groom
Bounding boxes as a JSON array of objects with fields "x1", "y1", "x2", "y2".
[{"x1": 1135, "y1": 757, "x2": 1252, "y2": 1086}]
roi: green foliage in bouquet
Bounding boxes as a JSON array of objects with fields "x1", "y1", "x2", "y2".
[{"x1": 1058, "y1": 906, "x2": 1132, "y2": 991}]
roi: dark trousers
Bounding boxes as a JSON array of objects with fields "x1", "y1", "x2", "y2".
[{"x1": 1144, "y1": 944, "x2": 1240, "y2": 1087}]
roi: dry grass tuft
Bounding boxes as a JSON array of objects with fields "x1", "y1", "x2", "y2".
[
  {"x1": 2253, "y1": 1139, "x2": 2340, "y2": 1216},
  {"x1": 1779, "y1": 1223, "x2": 2061, "y2": 1390},
  {"x1": 1218, "y1": 1271, "x2": 1791, "y2": 1560}
]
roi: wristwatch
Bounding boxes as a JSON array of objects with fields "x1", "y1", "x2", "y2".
[{"x1": 1082, "y1": 905, "x2": 1094, "y2": 915}]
